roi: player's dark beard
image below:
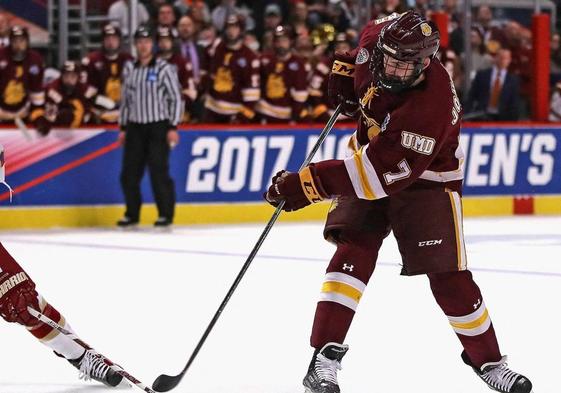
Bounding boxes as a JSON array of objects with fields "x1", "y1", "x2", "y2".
[
  {"x1": 103, "y1": 47, "x2": 119, "y2": 58},
  {"x1": 226, "y1": 35, "x2": 242, "y2": 47},
  {"x1": 62, "y1": 82, "x2": 76, "y2": 95},
  {"x1": 275, "y1": 47, "x2": 290, "y2": 57},
  {"x1": 11, "y1": 49, "x2": 25, "y2": 62}
]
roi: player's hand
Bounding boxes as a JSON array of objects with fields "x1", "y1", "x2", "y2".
[
  {"x1": 328, "y1": 52, "x2": 359, "y2": 117},
  {"x1": 117, "y1": 131, "x2": 126, "y2": 146},
  {"x1": 0, "y1": 273, "x2": 40, "y2": 327},
  {"x1": 167, "y1": 130, "x2": 179, "y2": 148},
  {"x1": 264, "y1": 166, "x2": 328, "y2": 212}
]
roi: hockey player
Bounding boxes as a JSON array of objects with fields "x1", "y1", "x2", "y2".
[
  {"x1": 0, "y1": 26, "x2": 44, "y2": 123},
  {"x1": 33, "y1": 61, "x2": 105, "y2": 136},
  {"x1": 0, "y1": 148, "x2": 122, "y2": 387},
  {"x1": 201, "y1": 14, "x2": 260, "y2": 123},
  {"x1": 309, "y1": 32, "x2": 352, "y2": 122},
  {"x1": 264, "y1": 12, "x2": 532, "y2": 393},
  {"x1": 256, "y1": 25, "x2": 309, "y2": 124},
  {"x1": 156, "y1": 26, "x2": 197, "y2": 122},
  {"x1": 81, "y1": 24, "x2": 133, "y2": 123}
]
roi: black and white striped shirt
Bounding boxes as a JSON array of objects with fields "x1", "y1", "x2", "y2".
[{"x1": 119, "y1": 57, "x2": 182, "y2": 128}]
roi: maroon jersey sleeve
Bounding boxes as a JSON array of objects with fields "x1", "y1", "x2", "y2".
[{"x1": 315, "y1": 60, "x2": 463, "y2": 200}]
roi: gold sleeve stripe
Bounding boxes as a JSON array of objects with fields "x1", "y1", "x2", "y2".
[
  {"x1": 448, "y1": 191, "x2": 467, "y2": 270},
  {"x1": 352, "y1": 149, "x2": 375, "y2": 200},
  {"x1": 331, "y1": 60, "x2": 355, "y2": 77},
  {"x1": 299, "y1": 166, "x2": 324, "y2": 203},
  {"x1": 312, "y1": 104, "x2": 328, "y2": 118}
]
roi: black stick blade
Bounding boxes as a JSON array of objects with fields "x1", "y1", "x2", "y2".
[{"x1": 152, "y1": 373, "x2": 183, "y2": 392}]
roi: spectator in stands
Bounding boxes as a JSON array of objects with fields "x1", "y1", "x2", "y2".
[
  {"x1": 551, "y1": 32, "x2": 561, "y2": 82},
  {"x1": 157, "y1": 26, "x2": 197, "y2": 122},
  {"x1": 197, "y1": 23, "x2": 218, "y2": 48},
  {"x1": 0, "y1": 13, "x2": 9, "y2": 48},
  {"x1": 256, "y1": 25, "x2": 309, "y2": 124},
  {"x1": 201, "y1": 14, "x2": 260, "y2": 123},
  {"x1": 549, "y1": 81, "x2": 561, "y2": 122},
  {"x1": 411, "y1": 0, "x2": 430, "y2": 17},
  {"x1": 264, "y1": 4, "x2": 283, "y2": 34},
  {"x1": 374, "y1": 0, "x2": 407, "y2": 19},
  {"x1": 465, "y1": 26, "x2": 493, "y2": 82},
  {"x1": 174, "y1": 0, "x2": 211, "y2": 22},
  {"x1": 81, "y1": 24, "x2": 133, "y2": 123},
  {"x1": 108, "y1": 0, "x2": 150, "y2": 36},
  {"x1": 467, "y1": 48, "x2": 520, "y2": 121},
  {"x1": 289, "y1": 1, "x2": 311, "y2": 39},
  {"x1": 0, "y1": 27, "x2": 44, "y2": 124},
  {"x1": 178, "y1": 15, "x2": 202, "y2": 84},
  {"x1": 186, "y1": 1, "x2": 211, "y2": 33},
  {"x1": 33, "y1": 61, "x2": 102, "y2": 135},
  {"x1": 338, "y1": 0, "x2": 360, "y2": 31},
  {"x1": 157, "y1": 3, "x2": 178, "y2": 34},
  {"x1": 211, "y1": 0, "x2": 242, "y2": 32},
  {"x1": 474, "y1": 5, "x2": 506, "y2": 55}
]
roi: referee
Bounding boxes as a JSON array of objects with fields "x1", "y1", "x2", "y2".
[{"x1": 117, "y1": 26, "x2": 182, "y2": 228}]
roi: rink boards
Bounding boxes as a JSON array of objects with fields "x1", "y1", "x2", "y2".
[{"x1": 0, "y1": 123, "x2": 560, "y2": 229}]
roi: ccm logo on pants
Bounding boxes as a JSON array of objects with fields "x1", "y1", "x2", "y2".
[{"x1": 418, "y1": 239, "x2": 443, "y2": 247}]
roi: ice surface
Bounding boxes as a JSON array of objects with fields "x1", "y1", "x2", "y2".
[{"x1": 1, "y1": 216, "x2": 559, "y2": 392}]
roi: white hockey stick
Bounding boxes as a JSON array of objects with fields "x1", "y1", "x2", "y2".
[
  {"x1": 27, "y1": 307, "x2": 156, "y2": 393},
  {"x1": 14, "y1": 117, "x2": 33, "y2": 141}
]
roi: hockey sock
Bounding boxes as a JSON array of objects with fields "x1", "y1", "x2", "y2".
[
  {"x1": 27, "y1": 295, "x2": 85, "y2": 360},
  {"x1": 311, "y1": 231, "x2": 381, "y2": 348},
  {"x1": 428, "y1": 270, "x2": 502, "y2": 368}
]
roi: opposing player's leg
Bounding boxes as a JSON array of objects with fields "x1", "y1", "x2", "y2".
[
  {"x1": 390, "y1": 188, "x2": 532, "y2": 393},
  {"x1": 0, "y1": 243, "x2": 123, "y2": 387},
  {"x1": 304, "y1": 197, "x2": 390, "y2": 393}
]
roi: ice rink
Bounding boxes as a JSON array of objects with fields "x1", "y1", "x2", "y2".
[{"x1": 0, "y1": 215, "x2": 559, "y2": 393}]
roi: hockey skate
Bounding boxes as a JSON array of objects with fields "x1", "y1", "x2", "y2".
[
  {"x1": 462, "y1": 351, "x2": 532, "y2": 393},
  {"x1": 303, "y1": 342, "x2": 349, "y2": 393},
  {"x1": 69, "y1": 349, "x2": 124, "y2": 387}
]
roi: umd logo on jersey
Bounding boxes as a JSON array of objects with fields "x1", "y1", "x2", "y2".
[{"x1": 401, "y1": 131, "x2": 435, "y2": 155}]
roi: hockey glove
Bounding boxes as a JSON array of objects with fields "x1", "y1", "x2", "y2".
[
  {"x1": 264, "y1": 165, "x2": 328, "y2": 212},
  {"x1": 328, "y1": 52, "x2": 359, "y2": 117},
  {"x1": 34, "y1": 115, "x2": 52, "y2": 136},
  {"x1": 0, "y1": 270, "x2": 40, "y2": 327}
]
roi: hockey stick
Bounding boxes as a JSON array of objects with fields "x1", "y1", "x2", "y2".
[
  {"x1": 27, "y1": 307, "x2": 157, "y2": 393},
  {"x1": 14, "y1": 117, "x2": 33, "y2": 141},
  {"x1": 152, "y1": 103, "x2": 343, "y2": 392}
]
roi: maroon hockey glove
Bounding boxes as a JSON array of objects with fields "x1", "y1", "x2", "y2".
[
  {"x1": 328, "y1": 52, "x2": 359, "y2": 117},
  {"x1": 264, "y1": 165, "x2": 329, "y2": 212},
  {"x1": 0, "y1": 270, "x2": 40, "y2": 327}
]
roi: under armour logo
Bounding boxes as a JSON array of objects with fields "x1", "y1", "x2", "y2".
[
  {"x1": 473, "y1": 298, "x2": 482, "y2": 310},
  {"x1": 343, "y1": 264, "x2": 354, "y2": 272}
]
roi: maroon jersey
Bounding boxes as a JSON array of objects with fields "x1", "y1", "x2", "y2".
[
  {"x1": 308, "y1": 55, "x2": 332, "y2": 120},
  {"x1": 336, "y1": 16, "x2": 464, "y2": 200},
  {"x1": 162, "y1": 53, "x2": 197, "y2": 108},
  {"x1": 43, "y1": 79, "x2": 98, "y2": 127},
  {"x1": 202, "y1": 40, "x2": 260, "y2": 119},
  {"x1": 81, "y1": 51, "x2": 133, "y2": 105},
  {"x1": 256, "y1": 53, "x2": 309, "y2": 121},
  {"x1": 0, "y1": 47, "x2": 44, "y2": 120}
]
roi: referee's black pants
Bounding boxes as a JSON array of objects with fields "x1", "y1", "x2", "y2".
[{"x1": 120, "y1": 121, "x2": 175, "y2": 222}]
